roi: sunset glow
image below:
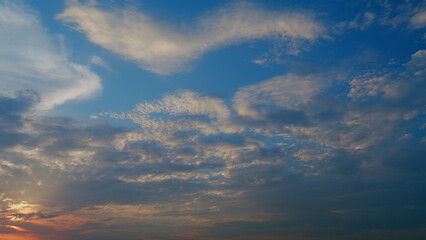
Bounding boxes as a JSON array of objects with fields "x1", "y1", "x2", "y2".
[
  {"x1": 3, "y1": 225, "x2": 29, "y2": 232},
  {"x1": 1, "y1": 0, "x2": 425, "y2": 239}
]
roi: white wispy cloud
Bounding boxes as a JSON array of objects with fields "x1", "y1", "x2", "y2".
[
  {"x1": 90, "y1": 55, "x2": 110, "y2": 70},
  {"x1": 233, "y1": 74, "x2": 325, "y2": 119},
  {"x1": 406, "y1": 49, "x2": 426, "y2": 72},
  {"x1": 410, "y1": 9, "x2": 426, "y2": 29},
  {"x1": 0, "y1": 1, "x2": 101, "y2": 110},
  {"x1": 57, "y1": 1, "x2": 325, "y2": 75}
]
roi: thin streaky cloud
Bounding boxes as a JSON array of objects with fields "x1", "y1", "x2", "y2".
[
  {"x1": 0, "y1": 1, "x2": 101, "y2": 110},
  {"x1": 57, "y1": 1, "x2": 325, "y2": 75}
]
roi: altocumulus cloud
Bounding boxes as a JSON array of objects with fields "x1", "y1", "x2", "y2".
[
  {"x1": 57, "y1": 0, "x2": 325, "y2": 75},
  {"x1": 0, "y1": 1, "x2": 101, "y2": 110},
  {"x1": 1, "y1": 55, "x2": 426, "y2": 239},
  {"x1": 98, "y1": 47, "x2": 426, "y2": 239},
  {"x1": 1, "y1": 1, "x2": 426, "y2": 240}
]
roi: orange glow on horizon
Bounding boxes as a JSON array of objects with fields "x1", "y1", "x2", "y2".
[{"x1": 0, "y1": 233, "x2": 45, "y2": 240}]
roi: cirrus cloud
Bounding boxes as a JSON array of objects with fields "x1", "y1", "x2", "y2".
[
  {"x1": 0, "y1": 1, "x2": 101, "y2": 110},
  {"x1": 57, "y1": 1, "x2": 325, "y2": 75}
]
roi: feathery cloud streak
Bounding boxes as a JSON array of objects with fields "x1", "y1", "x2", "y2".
[
  {"x1": 57, "y1": 1, "x2": 325, "y2": 74},
  {"x1": 0, "y1": 1, "x2": 101, "y2": 110}
]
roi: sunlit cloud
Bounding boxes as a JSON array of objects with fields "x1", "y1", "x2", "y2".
[
  {"x1": 1, "y1": 47, "x2": 426, "y2": 237},
  {"x1": 3, "y1": 225, "x2": 29, "y2": 232},
  {"x1": 0, "y1": 1, "x2": 101, "y2": 110},
  {"x1": 410, "y1": 8, "x2": 426, "y2": 29},
  {"x1": 0, "y1": 1, "x2": 425, "y2": 239},
  {"x1": 233, "y1": 74, "x2": 325, "y2": 119},
  {"x1": 57, "y1": 1, "x2": 325, "y2": 75}
]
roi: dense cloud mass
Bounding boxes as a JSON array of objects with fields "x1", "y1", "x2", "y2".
[
  {"x1": 1, "y1": 49, "x2": 426, "y2": 239},
  {"x1": 1, "y1": 0, "x2": 426, "y2": 240}
]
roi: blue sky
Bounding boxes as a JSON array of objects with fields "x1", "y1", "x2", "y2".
[{"x1": 0, "y1": 0, "x2": 426, "y2": 239}]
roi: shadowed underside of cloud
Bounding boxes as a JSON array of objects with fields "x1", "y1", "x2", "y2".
[
  {"x1": 57, "y1": 1, "x2": 325, "y2": 75},
  {"x1": 1, "y1": 2, "x2": 426, "y2": 240},
  {"x1": 0, "y1": 49, "x2": 425, "y2": 240},
  {"x1": 1, "y1": 54, "x2": 426, "y2": 239},
  {"x1": 108, "y1": 49, "x2": 425, "y2": 152},
  {"x1": 73, "y1": 50, "x2": 426, "y2": 238},
  {"x1": 0, "y1": 1, "x2": 101, "y2": 110}
]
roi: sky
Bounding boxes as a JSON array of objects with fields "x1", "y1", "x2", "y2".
[{"x1": 0, "y1": 0, "x2": 426, "y2": 239}]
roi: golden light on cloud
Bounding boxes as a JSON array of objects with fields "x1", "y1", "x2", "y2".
[
  {"x1": 0, "y1": 0, "x2": 425, "y2": 239},
  {"x1": 4, "y1": 225, "x2": 30, "y2": 232},
  {"x1": 7, "y1": 201, "x2": 39, "y2": 214}
]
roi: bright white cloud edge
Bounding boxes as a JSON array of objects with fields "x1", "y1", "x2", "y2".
[
  {"x1": 0, "y1": 1, "x2": 101, "y2": 110},
  {"x1": 58, "y1": 1, "x2": 325, "y2": 75}
]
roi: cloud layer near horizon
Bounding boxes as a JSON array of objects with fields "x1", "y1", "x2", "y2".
[
  {"x1": 57, "y1": 1, "x2": 324, "y2": 75},
  {"x1": 1, "y1": 48, "x2": 424, "y2": 239}
]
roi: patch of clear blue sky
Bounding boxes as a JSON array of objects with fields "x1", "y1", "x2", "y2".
[{"x1": 26, "y1": 0, "x2": 425, "y2": 120}]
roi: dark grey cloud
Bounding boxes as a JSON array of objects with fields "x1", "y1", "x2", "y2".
[{"x1": 0, "y1": 91, "x2": 38, "y2": 150}]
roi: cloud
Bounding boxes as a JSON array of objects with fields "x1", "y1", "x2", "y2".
[
  {"x1": 406, "y1": 49, "x2": 426, "y2": 72},
  {"x1": 89, "y1": 56, "x2": 110, "y2": 70},
  {"x1": 0, "y1": 90, "x2": 38, "y2": 150},
  {"x1": 1, "y1": 60, "x2": 426, "y2": 239},
  {"x1": 57, "y1": 1, "x2": 325, "y2": 75},
  {"x1": 228, "y1": 49, "x2": 426, "y2": 150},
  {"x1": 410, "y1": 9, "x2": 426, "y2": 29},
  {"x1": 0, "y1": 1, "x2": 101, "y2": 110},
  {"x1": 233, "y1": 74, "x2": 325, "y2": 119},
  {"x1": 334, "y1": 11, "x2": 376, "y2": 32},
  {"x1": 330, "y1": 1, "x2": 426, "y2": 32},
  {"x1": 0, "y1": 1, "x2": 425, "y2": 239},
  {"x1": 103, "y1": 90, "x2": 237, "y2": 142},
  {"x1": 0, "y1": 19, "x2": 425, "y2": 239}
]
